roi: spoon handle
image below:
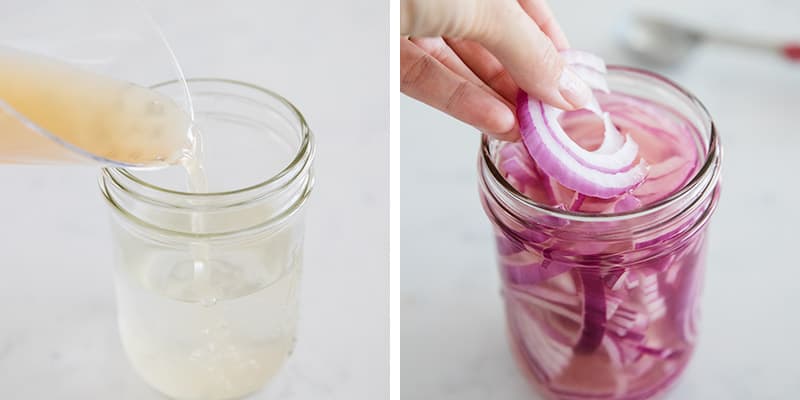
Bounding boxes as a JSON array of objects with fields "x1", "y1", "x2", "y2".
[
  {"x1": 782, "y1": 43, "x2": 800, "y2": 62},
  {"x1": 699, "y1": 32, "x2": 800, "y2": 62},
  {"x1": 706, "y1": 30, "x2": 800, "y2": 63}
]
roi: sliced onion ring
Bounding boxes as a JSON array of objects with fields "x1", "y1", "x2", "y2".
[
  {"x1": 561, "y1": 49, "x2": 607, "y2": 73},
  {"x1": 571, "y1": 65, "x2": 610, "y2": 93},
  {"x1": 516, "y1": 51, "x2": 648, "y2": 199}
]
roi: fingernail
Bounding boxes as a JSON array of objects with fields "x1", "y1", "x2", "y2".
[
  {"x1": 495, "y1": 106, "x2": 516, "y2": 134},
  {"x1": 558, "y1": 67, "x2": 593, "y2": 109}
]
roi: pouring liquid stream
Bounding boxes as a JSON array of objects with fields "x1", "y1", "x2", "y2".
[
  {"x1": 144, "y1": 10, "x2": 218, "y2": 299},
  {"x1": 180, "y1": 128, "x2": 215, "y2": 306}
]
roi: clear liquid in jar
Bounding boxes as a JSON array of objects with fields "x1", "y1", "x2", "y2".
[{"x1": 114, "y1": 127, "x2": 299, "y2": 399}]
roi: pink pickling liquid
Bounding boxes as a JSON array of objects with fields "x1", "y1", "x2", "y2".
[{"x1": 481, "y1": 91, "x2": 720, "y2": 400}]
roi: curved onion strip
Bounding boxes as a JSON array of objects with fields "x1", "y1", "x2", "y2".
[
  {"x1": 517, "y1": 51, "x2": 648, "y2": 198},
  {"x1": 595, "y1": 113, "x2": 626, "y2": 154},
  {"x1": 495, "y1": 235, "x2": 524, "y2": 256},
  {"x1": 500, "y1": 142, "x2": 559, "y2": 204},
  {"x1": 561, "y1": 49, "x2": 607, "y2": 73},
  {"x1": 504, "y1": 262, "x2": 572, "y2": 285},
  {"x1": 605, "y1": 293, "x2": 624, "y2": 318},
  {"x1": 608, "y1": 304, "x2": 648, "y2": 341},
  {"x1": 647, "y1": 156, "x2": 686, "y2": 180},
  {"x1": 602, "y1": 336, "x2": 624, "y2": 368},
  {"x1": 506, "y1": 284, "x2": 582, "y2": 322},
  {"x1": 501, "y1": 157, "x2": 538, "y2": 189},
  {"x1": 571, "y1": 65, "x2": 610, "y2": 93},
  {"x1": 614, "y1": 194, "x2": 643, "y2": 213},
  {"x1": 637, "y1": 270, "x2": 667, "y2": 320},
  {"x1": 511, "y1": 297, "x2": 574, "y2": 381},
  {"x1": 536, "y1": 102, "x2": 640, "y2": 172},
  {"x1": 572, "y1": 66, "x2": 625, "y2": 155},
  {"x1": 569, "y1": 193, "x2": 586, "y2": 211},
  {"x1": 518, "y1": 91, "x2": 648, "y2": 199},
  {"x1": 603, "y1": 269, "x2": 629, "y2": 291},
  {"x1": 634, "y1": 161, "x2": 696, "y2": 202},
  {"x1": 574, "y1": 270, "x2": 607, "y2": 353}
]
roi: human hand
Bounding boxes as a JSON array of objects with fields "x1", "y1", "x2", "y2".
[{"x1": 400, "y1": 0, "x2": 592, "y2": 141}]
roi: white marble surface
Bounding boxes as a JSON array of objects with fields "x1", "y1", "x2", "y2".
[
  {"x1": 401, "y1": 1, "x2": 800, "y2": 399},
  {"x1": 0, "y1": 1, "x2": 387, "y2": 399}
]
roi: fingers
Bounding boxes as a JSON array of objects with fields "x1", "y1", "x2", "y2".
[
  {"x1": 401, "y1": 0, "x2": 492, "y2": 38},
  {"x1": 409, "y1": 37, "x2": 484, "y2": 85},
  {"x1": 445, "y1": 38, "x2": 518, "y2": 104},
  {"x1": 401, "y1": 38, "x2": 517, "y2": 139},
  {"x1": 518, "y1": 0, "x2": 569, "y2": 49},
  {"x1": 402, "y1": 0, "x2": 591, "y2": 111},
  {"x1": 410, "y1": 37, "x2": 516, "y2": 107},
  {"x1": 478, "y1": 4, "x2": 591, "y2": 110},
  {"x1": 410, "y1": 37, "x2": 521, "y2": 140}
]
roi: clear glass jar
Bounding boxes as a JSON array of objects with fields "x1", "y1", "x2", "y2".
[
  {"x1": 478, "y1": 67, "x2": 722, "y2": 399},
  {"x1": 99, "y1": 79, "x2": 314, "y2": 400}
]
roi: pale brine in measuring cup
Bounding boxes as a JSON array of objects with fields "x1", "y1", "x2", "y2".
[{"x1": 0, "y1": 46, "x2": 194, "y2": 166}]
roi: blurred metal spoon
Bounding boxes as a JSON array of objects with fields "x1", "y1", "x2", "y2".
[{"x1": 620, "y1": 14, "x2": 800, "y2": 67}]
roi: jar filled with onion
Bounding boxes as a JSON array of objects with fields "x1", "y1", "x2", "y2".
[{"x1": 478, "y1": 52, "x2": 722, "y2": 400}]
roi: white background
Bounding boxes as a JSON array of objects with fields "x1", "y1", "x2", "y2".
[
  {"x1": 0, "y1": 1, "x2": 388, "y2": 399},
  {"x1": 401, "y1": 0, "x2": 800, "y2": 399}
]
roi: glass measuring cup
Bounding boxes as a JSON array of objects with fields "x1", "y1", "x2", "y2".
[{"x1": 0, "y1": 0, "x2": 194, "y2": 167}]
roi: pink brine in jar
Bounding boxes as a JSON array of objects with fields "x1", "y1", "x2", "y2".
[{"x1": 478, "y1": 60, "x2": 722, "y2": 399}]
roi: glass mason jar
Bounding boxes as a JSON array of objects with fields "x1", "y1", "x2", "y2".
[
  {"x1": 99, "y1": 79, "x2": 314, "y2": 400},
  {"x1": 478, "y1": 67, "x2": 722, "y2": 400}
]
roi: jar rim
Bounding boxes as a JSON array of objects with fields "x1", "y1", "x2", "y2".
[
  {"x1": 480, "y1": 66, "x2": 721, "y2": 223},
  {"x1": 99, "y1": 78, "x2": 314, "y2": 240},
  {"x1": 103, "y1": 77, "x2": 313, "y2": 200}
]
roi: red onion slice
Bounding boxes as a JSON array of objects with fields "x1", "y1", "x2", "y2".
[
  {"x1": 503, "y1": 261, "x2": 572, "y2": 285},
  {"x1": 518, "y1": 93, "x2": 648, "y2": 199},
  {"x1": 613, "y1": 194, "x2": 642, "y2": 213},
  {"x1": 595, "y1": 112, "x2": 626, "y2": 154},
  {"x1": 574, "y1": 270, "x2": 607, "y2": 353},
  {"x1": 638, "y1": 270, "x2": 667, "y2": 321},
  {"x1": 517, "y1": 51, "x2": 648, "y2": 199},
  {"x1": 633, "y1": 156, "x2": 696, "y2": 202},
  {"x1": 506, "y1": 284, "x2": 582, "y2": 323},
  {"x1": 512, "y1": 305, "x2": 574, "y2": 381},
  {"x1": 500, "y1": 142, "x2": 559, "y2": 204},
  {"x1": 534, "y1": 102, "x2": 640, "y2": 172},
  {"x1": 571, "y1": 65, "x2": 610, "y2": 93},
  {"x1": 561, "y1": 49, "x2": 607, "y2": 73},
  {"x1": 603, "y1": 269, "x2": 629, "y2": 291},
  {"x1": 607, "y1": 304, "x2": 648, "y2": 341}
]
